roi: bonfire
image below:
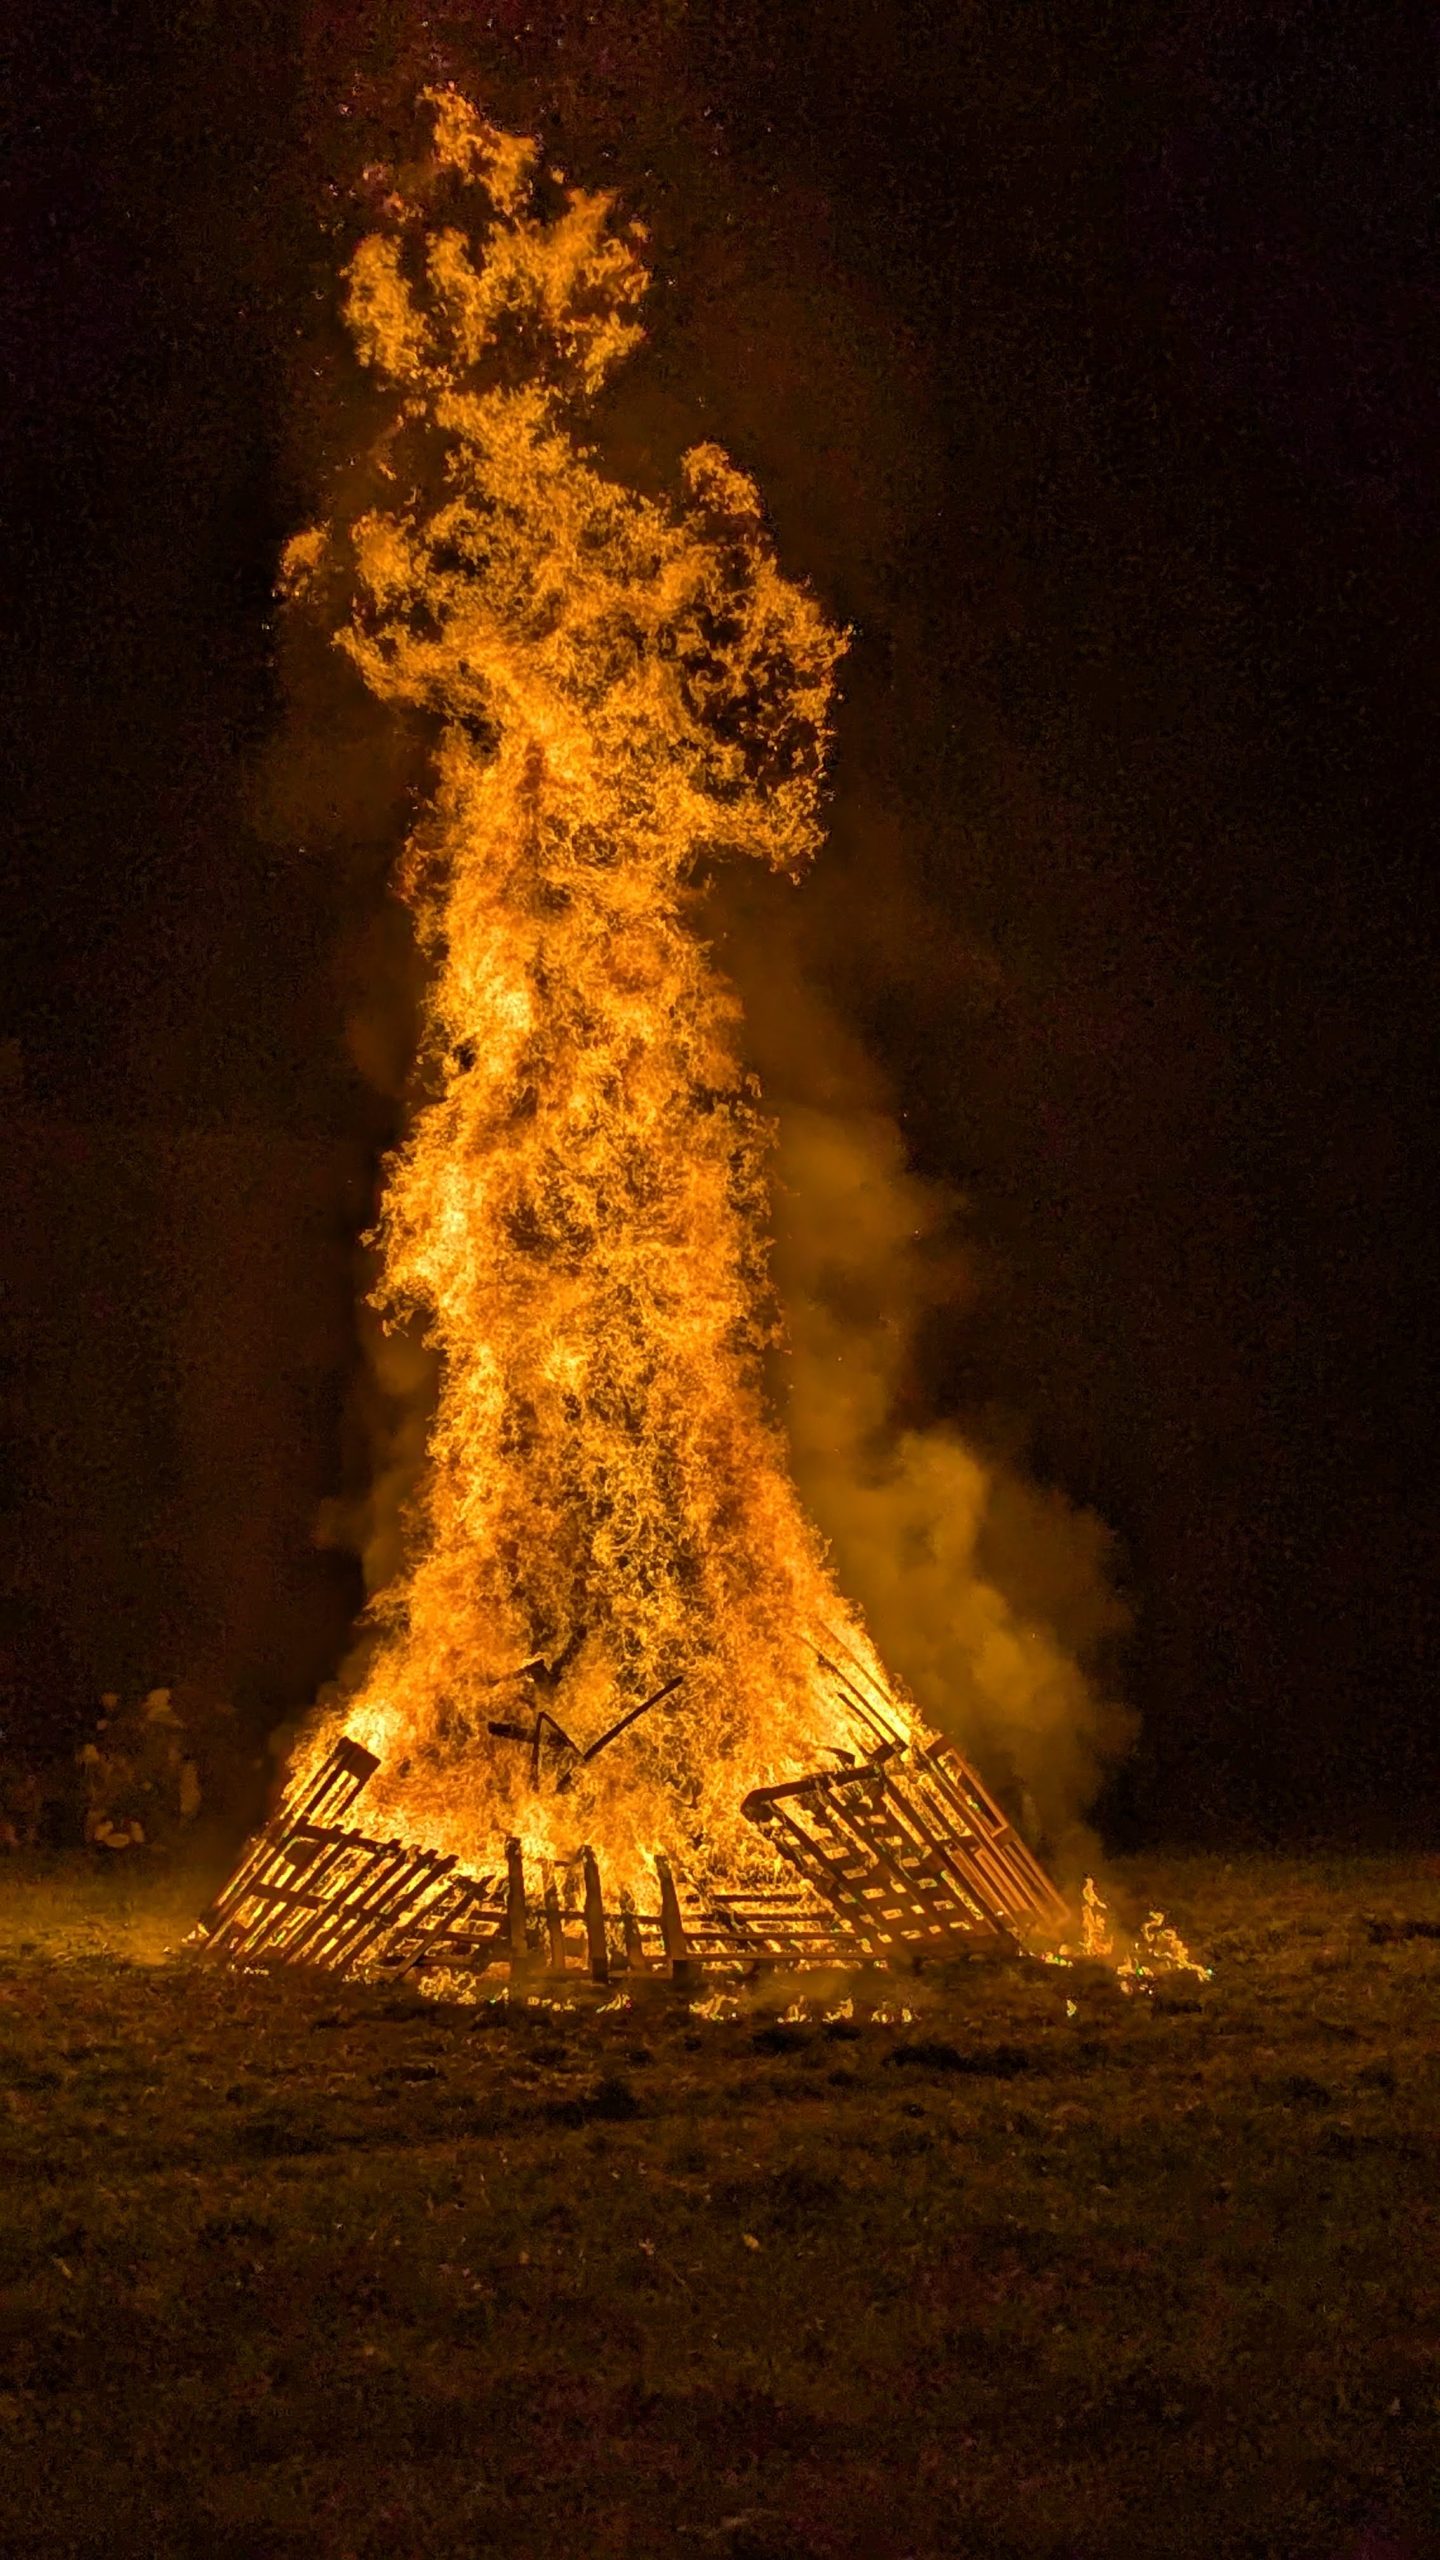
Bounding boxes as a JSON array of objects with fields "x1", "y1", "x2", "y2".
[{"x1": 202, "y1": 90, "x2": 1068, "y2": 1986}]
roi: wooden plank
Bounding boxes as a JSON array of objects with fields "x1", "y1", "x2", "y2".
[
  {"x1": 618, "y1": 1888, "x2": 648, "y2": 1974},
  {"x1": 504, "y1": 1838, "x2": 534, "y2": 1972},
  {"x1": 581, "y1": 1846, "x2": 609, "y2": 1984},
  {"x1": 394, "y1": 1870, "x2": 508, "y2": 1977},
  {"x1": 797, "y1": 1649, "x2": 1069, "y2": 1936},
  {"x1": 541, "y1": 1862, "x2": 567, "y2": 1973},
  {"x1": 911, "y1": 1740, "x2": 1067, "y2": 1924},
  {"x1": 653, "y1": 1854, "x2": 695, "y2": 1984}
]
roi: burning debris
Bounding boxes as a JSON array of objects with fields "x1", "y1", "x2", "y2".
[
  {"x1": 204, "y1": 90, "x2": 1073, "y2": 1983},
  {"x1": 1038, "y1": 1876, "x2": 1211, "y2": 1996}
]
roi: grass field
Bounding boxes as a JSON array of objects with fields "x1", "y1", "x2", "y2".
[{"x1": 1, "y1": 1851, "x2": 1437, "y2": 2559}]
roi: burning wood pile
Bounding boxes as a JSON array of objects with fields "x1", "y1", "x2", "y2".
[
  {"x1": 203, "y1": 92, "x2": 1069, "y2": 1985},
  {"x1": 200, "y1": 1705, "x2": 1065, "y2": 1986}
]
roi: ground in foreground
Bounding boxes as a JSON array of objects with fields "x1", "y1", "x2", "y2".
[{"x1": 1, "y1": 1852, "x2": 1437, "y2": 2559}]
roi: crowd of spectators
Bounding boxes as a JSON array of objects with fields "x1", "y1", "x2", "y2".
[{"x1": 0, "y1": 1683, "x2": 279, "y2": 1854}]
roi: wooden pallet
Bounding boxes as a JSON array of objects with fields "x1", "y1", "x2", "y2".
[
  {"x1": 200, "y1": 1722, "x2": 1066, "y2": 1983},
  {"x1": 197, "y1": 1739, "x2": 462, "y2": 1973},
  {"x1": 740, "y1": 1737, "x2": 1068, "y2": 1959}
]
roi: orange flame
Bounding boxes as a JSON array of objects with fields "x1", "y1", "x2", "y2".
[{"x1": 288, "y1": 92, "x2": 911, "y2": 1894}]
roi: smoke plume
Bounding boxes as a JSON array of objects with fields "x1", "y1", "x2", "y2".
[{"x1": 734, "y1": 928, "x2": 1134, "y2": 1866}]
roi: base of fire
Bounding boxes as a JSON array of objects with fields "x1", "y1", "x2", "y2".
[{"x1": 199, "y1": 1705, "x2": 1072, "y2": 1986}]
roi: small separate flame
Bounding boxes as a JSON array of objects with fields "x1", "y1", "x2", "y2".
[
  {"x1": 1045, "y1": 1876, "x2": 1211, "y2": 1994},
  {"x1": 1118, "y1": 1909, "x2": 1213, "y2": 1991}
]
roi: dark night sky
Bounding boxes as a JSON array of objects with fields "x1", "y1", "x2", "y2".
[{"x1": 2, "y1": 0, "x2": 1435, "y2": 1837}]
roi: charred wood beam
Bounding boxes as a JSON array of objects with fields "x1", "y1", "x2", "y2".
[
  {"x1": 619, "y1": 1887, "x2": 647, "y2": 1973},
  {"x1": 654, "y1": 1853, "x2": 695, "y2": 1985},
  {"x1": 581, "y1": 1845, "x2": 609, "y2": 1984},
  {"x1": 579, "y1": 1675, "x2": 684, "y2": 1764},
  {"x1": 505, "y1": 1837, "x2": 532, "y2": 1968},
  {"x1": 541, "y1": 1861, "x2": 567, "y2": 1972}
]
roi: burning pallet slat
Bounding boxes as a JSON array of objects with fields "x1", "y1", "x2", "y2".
[{"x1": 680, "y1": 1889, "x2": 867, "y2": 1967}]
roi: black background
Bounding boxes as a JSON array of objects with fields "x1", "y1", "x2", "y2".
[{"x1": 2, "y1": 0, "x2": 1434, "y2": 1839}]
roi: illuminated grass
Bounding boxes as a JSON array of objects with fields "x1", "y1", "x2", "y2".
[{"x1": 1, "y1": 1852, "x2": 1437, "y2": 2558}]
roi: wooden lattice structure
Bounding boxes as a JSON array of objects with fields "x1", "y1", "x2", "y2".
[
  {"x1": 199, "y1": 1708, "x2": 1067, "y2": 1985},
  {"x1": 741, "y1": 1738, "x2": 1065, "y2": 1960}
]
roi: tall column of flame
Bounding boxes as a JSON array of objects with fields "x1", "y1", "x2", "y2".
[{"x1": 287, "y1": 92, "x2": 906, "y2": 1891}]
